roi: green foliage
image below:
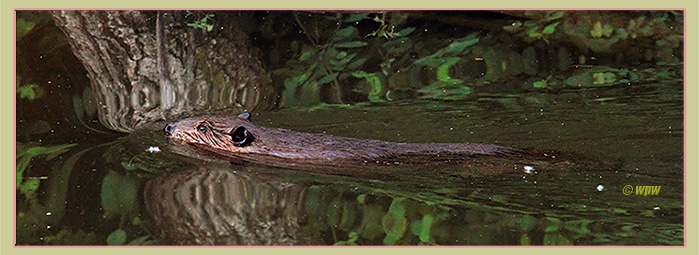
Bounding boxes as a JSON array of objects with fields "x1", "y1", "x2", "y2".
[
  {"x1": 335, "y1": 41, "x2": 369, "y2": 48},
  {"x1": 503, "y1": 11, "x2": 565, "y2": 41},
  {"x1": 533, "y1": 75, "x2": 552, "y2": 88},
  {"x1": 344, "y1": 13, "x2": 369, "y2": 23},
  {"x1": 564, "y1": 219, "x2": 593, "y2": 235},
  {"x1": 435, "y1": 57, "x2": 464, "y2": 85},
  {"x1": 107, "y1": 229, "x2": 127, "y2": 245},
  {"x1": 592, "y1": 72, "x2": 617, "y2": 85},
  {"x1": 16, "y1": 143, "x2": 77, "y2": 198},
  {"x1": 352, "y1": 71, "x2": 384, "y2": 102},
  {"x1": 17, "y1": 84, "x2": 44, "y2": 101},
  {"x1": 126, "y1": 235, "x2": 153, "y2": 245},
  {"x1": 280, "y1": 16, "x2": 373, "y2": 106},
  {"x1": 101, "y1": 171, "x2": 140, "y2": 219},
  {"x1": 533, "y1": 80, "x2": 547, "y2": 88},
  {"x1": 590, "y1": 21, "x2": 615, "y2": 38},
  {"x1": 185, "y1": 11, "x2": 214, "y2": 32},
  {"x1": 382, "y1": 198, "x2": 407, "y2": 245},
  {"x1": 409, "y1": 214, "x2": 433, "y2": 243},
  {"x1": 545, "y1": 217, "x2": 561, "y2": 233},
  {"x1": 411, "y1": 34, "x2": 478, "y2": 100},
  {"x1": 333, "y1": 232, "x2": 359, "y2": 246},
  {"x1": 42, "y1": 229, "x2": 99, "y2": 245},
  {"x1": 277, "y1": 12, "x2": 426, "y2": 107},
  {"x1": 357, "y1": 194, "x2": 367, "y2": 203},
  {"x1": 335, "y1": 26, "x2": 359, "y2": 40},
  {"x1": 16, "y1": 18, "x2": 37, "y2": 40},
  {"x1": 415, "y1": 34, "x2": 478, "y2": 67},
  {"x1": 365, "y1": 14, "x2": 399, "y2": 39},
  {"x1": 543, "y1": 232, "x2": 573, "y2": 245},
  {"x1": 106, "y1": 229, "x2": 151, "y2": 245},
  {"x1": 520, "y1": 234, "x2": 531, "y2": 245}
]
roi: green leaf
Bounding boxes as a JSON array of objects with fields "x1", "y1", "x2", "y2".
[
  {"x1": 126, "y1": 235, "x2": 150, "y2": 246},
  {"x1": 16, "y1": 157, "x2": 30, "y2": 187},
  {"x1": 16, "y1": 18, "x2": 36, "y2": 40},
  {"x1": 414, "y1": 57, "x2": 444, "y2": 68},
  {"x1": 543, "y1": 232, "x2": 572, "y2": 245},
  {"x1": 546, "y1": 11, "x2": 565, "y2": 21},
  {"x1": 121, "y1": 161, "x2": 136, "y2": 171},
  {"x1": 26, "y1": 144, "x2": 77, "y2": 160},
  {"x1": 352, "y1": 71, "x2": 384, "y2": 102},
  {"x1": 503, "y1": 21, "x2": 523, "y2": 32},
  {"x1": 335, "y1": 51, "x2": 348, "y2": 60},
  {"x1": 317, "y1": 72, "x2": 339, "y2": 85},
  {"x1": 299, "y1": 50, "x2": 313, "y2": 62},
  {"x1": 396, "y1": 27, "x2": 416, "y2": 37},
  {"x1": 591, "y1": 21, "x2": 603, "y2": 38},
  {"x1": 335, "y1": 41, "x2": 368, "y2": 48},
  {"x1": 339, "y1": 53, "x2": 358, "y2": 65},
  {"x1": 344, "y1": 13, "x2": 368, "y2": 23},
  {"x1": 564, "y1": 219, "x2": 593, "y2": 235},
  {"x1": 357, "y1": 194, "x2": 367, "y2": 204},
  {"x1": 545, "y1": 217, "x2": 561, "y2": 233},
  {"x1": 19, "y1": 179, "x2": 40, "y2": 198},
  {"x1": 101, "y1": 171, "x2": 140, "y2": 219},
  {"x1": 443, "y1": 37, "x2": 479, "y2": 55},
  {"x1": 528, "y1": 30, "x2": 543, "y2": 38},
  {"x1": 436, "y1": 57, "x2": 462, "y2": 84},
  {"x1": 107, "y1": 229, "x2": 127, "y2": 245},
  {"x1": 382, "y1": 198, "x2": 407, "y2": 245},
  {"x1": 334, "y1": 26, "x2": 358, "y2": 41},
  {"x1": 333, "y1": 232, "x2": 359, "y2": 246},
  {"x1": 18, "y1": 84, "x2": 37, "y2": 100},
  {"x1": 17, "y1": 144, "x2": 77, "y2": 188},
  {"x1": 533, "y1": 80, "x2": 547, "y2": 88},
  {"x1": 409, "y1": 214, "x2": 433, "y2": 242},
  {"x1": 285, "y1": 72, "x2": 310, "y2": 90},
  {"x1": 132, "y1": 216, "x2": 142, "y2": 226},
  {"x1": 520, "y1": 234, "x2": 531, "y2": 245},
  {"x1": 299, "y1": 81, "x2": 321, "y2": 105},
  {"x1": 602, "y1": 24, "x2": 615, "y2": 37},
  {"x1": 542, "y1": 22, "x2": 559, "y2": 34},
  {"x1": 346, "y1": 58, "x2": 367, "y2": 70}
]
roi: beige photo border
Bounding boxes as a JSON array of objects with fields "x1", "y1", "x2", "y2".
[{"x1": 1, "y1": 0, "x2": 697, "y2": 254}]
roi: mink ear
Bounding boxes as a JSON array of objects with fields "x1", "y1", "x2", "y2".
[
  {"x1": 237, "y1": 112, "x2": 251, "y2": 120},
  {"x1": 230, "y1": 126, "x2": 254, "y2": 147}
]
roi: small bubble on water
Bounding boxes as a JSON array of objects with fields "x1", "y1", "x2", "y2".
[{"x1": 523, "y1": 166, "x2": 535, "y2": 174}]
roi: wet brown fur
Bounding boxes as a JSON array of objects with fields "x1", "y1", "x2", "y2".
[{"x1": 166, "y1": 114, "x2": 590, "y2": 177}]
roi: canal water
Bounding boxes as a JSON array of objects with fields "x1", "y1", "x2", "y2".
[
  {"x1": 16, "y1": 80, "x2": 683, "y2": 245},
  {"x1": 15, "y1": 10, "x2": 683, "y2": 246}
]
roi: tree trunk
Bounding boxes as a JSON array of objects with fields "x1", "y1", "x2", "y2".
[{"x1": 51, "y1": 10, "x2": 274, "y2": 132}]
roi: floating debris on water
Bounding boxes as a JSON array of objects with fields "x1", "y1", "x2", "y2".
[
  {"x1": 523, "y1": 165, "x2": 535, "y2": 174},
  {"x1": 146, "y1": 146, "x2": 161, "y2": 153}
]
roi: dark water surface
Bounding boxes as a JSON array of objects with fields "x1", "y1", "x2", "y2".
[
  {"x1": 15, "y1": 10, "x2": 684, "y2": 246},
  {"x1": 16, "y1": 80, "x2": 683, "y2": 245}
]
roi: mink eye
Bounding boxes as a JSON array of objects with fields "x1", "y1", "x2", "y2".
[
  {"x1": 230, "y1": 126, "x2": 254, "y2": 147},
  {"x1": 197, "y1": 124, "x2": 208, "y2": 133}
]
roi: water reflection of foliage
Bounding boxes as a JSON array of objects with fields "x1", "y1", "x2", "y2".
[
  {"x1": 268, "y1": 11, "x2": 682, "y2": 109},
  {"x1": 16, "y1": 140, "x2": 156, "y2": 245}
]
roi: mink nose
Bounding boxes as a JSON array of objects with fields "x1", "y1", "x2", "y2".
[{"x1": 164, "y1": 123, "x2": 177, "y2": 136}]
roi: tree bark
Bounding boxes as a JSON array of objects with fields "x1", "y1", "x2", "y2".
[{"x1": 51, "y1": 11, "x2": 274, "y2": 132}]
